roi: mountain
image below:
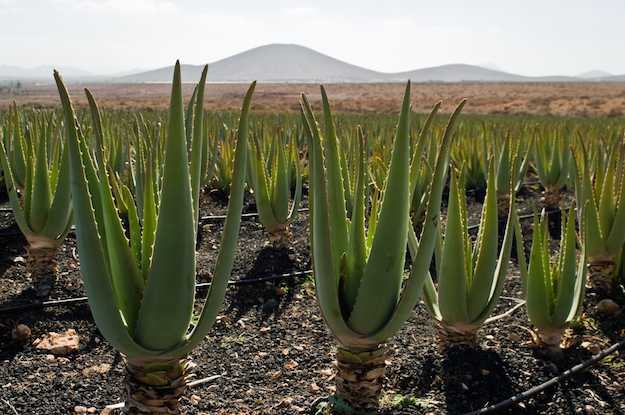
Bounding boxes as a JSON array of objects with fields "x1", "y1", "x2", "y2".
[
  {"x1": 5, "y1": 44, "x2": 625, "y2": 83},
  {"x1": 389, "y1": 64, "x2": 529, "y2": 82},
  {"x1": 119, "y1": 44, "x2": 608, "y2": 84},
  {"x1": 604, "y1": 75, "x2": 625, "y2": 82},
  {"x1": 0, "y1": 65, "x2": 92, "y2": 80},
  {"x1": 119, "y1": 44, "x2": 386, "y2": 83},
  {"x1": 578, "y1": 70, "x2": 613, "y2": 79}
]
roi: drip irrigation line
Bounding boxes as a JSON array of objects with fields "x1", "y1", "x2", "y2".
[
  {"x1": 199, "y1": 208, "x2": 309, "y2": 223},
  {"x1": 0, "y1": 270, "x2": 313, "y2": 314},
  {"x1": 0, "y1": 208, "x2": 311, "y2": 237},
  {"x1": 466, "y1": 206, "x2": 573, "y2": 231},
  {"x1": 462, "y1": 338, "x2": 625, "y2": 415},
  {"x1": 0, "y1": 207, "x2": 572, "y2": 313}
]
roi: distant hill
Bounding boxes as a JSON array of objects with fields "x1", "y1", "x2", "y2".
[
  {"x1": 4, "y1": 45, "x2": 625, "y2": 83},
  {"x1": 119, "y1": 44, "x2": 618, "y2": 84},
  {"x1": 604, "y1": 75, "x2": 625, "y2": 82},
  {"x1": 578, "y1": 70, "x2": 613, "y2": 79},
  {"x1": 119, "y1": 44, "x2": 386, "y2": 83},
  {"x1": 389, "y1": 64, "x2": 526, "y2": 82},
  {"x1": 0, "y1": 65, "x2": 92, "y2": 80}
]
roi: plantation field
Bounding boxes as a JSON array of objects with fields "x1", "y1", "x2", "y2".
[
  {"x1": 0, "y1": 70, "x2": 624, "y2": 415},
  {"x1": 2, "y1": 81, "x2": 625, "y2": 117}
]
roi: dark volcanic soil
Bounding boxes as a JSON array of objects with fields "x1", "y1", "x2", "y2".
[{"x1": 0, "y1": 190, "x2": 624, "y2": 415}]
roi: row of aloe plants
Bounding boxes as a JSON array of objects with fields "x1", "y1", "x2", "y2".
[{"x1": 0, "y1": 65, "x2": 623, "y2": 413}]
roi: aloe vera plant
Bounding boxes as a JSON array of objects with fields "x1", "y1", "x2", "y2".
[
  {"x1": 247, "y1": 132, "x2": 302, "y2": 243},
  {"x1": 206, "y1": 124, "x2": 236, "y2": 195},
  {"x1": 0, "y1": 112, "x2": 72, "y2": 297},
  {"x1": 422, "y1": 159, "x2": 516, "y2": 346},
  {"x1": 495, "y1": 135, "x2": 529, "y2": 217},
  {"x1": 533, "y1": 133, "x2": 573, "y2": 208},
  {"x1": 575, "y1": 141, "x2": 625, "y2": 294},
  {"x1": 409, "y1": 103, "x2": 440, "y2": 231},
  {"x1": 516, "y1": 209, "x2": 586, "y2": 352},
  {"x1": 55, "y1": 63, "x2": 255, "y2": 414},
  {"x1": 302, "y1": 83, "x2": 464, "y2": 413}
]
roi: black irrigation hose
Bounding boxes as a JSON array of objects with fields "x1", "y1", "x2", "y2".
[
  {"x1": 199, "y1": 207, "x2": 309, "y2": 223},
  {"x1": 462, "y1": 339, "x2": 625, "y2": 415},
  {"x1": 466, "y1": 207, "x2": 571, "y2": 231},
  {"x1": 0, "y1": 208, "x2": 312, "y2": 237},
  {"x1": 0, "y1": 270, "x2": 312, "y2": 314}
]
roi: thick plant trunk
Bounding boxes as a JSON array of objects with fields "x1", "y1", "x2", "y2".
[
  {"x1": 26, "y1": 245, "x2": 58, "y2": 298},
  {"x1": 334, "y1": 346, "x2": 387, "y2": 414},
  {"x1": 125, "y1": 358, "x2": 194, "y2": 414},
  {"x1": 535, "y1": 327, "x2": 562, "y2": 354},
  {"x1": 587, "y1": 258, "x2": 616, "y2": 294},
  {"x1": 541, "y1": 186, "x2": 562, "y2": 209},
  {"x1": 437, "y1": 322, "x2": 478, "y2": 348},
  {"x1": 268, "y1": 223, "x2": 290, "y2": 246}
]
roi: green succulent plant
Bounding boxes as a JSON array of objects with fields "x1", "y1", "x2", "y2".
[
  {"x1": 55, "y1": 62, "x2": 255, "y2": 414},
  {"x1": 421, "y1": 159, "x2": 516, "y2": 346},
  {"x1": 516, "y1": 209, "x2": 586, "y2": 352},
  {"x1": 302, "y1": 82, "x2": 464, "y2": 413},
  {"x1": 0, "y1": 110, "x2": 72, "y2": 297},
  {"x1": 574, "y1": 140, "x2": 625, "y2": 294},
  {"x1": 247, "y1": 131, "x2": 302, "y2": 243}
]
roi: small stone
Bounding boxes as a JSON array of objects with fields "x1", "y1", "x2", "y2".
[
  {"x1": 461, "y1": 383, "x2": 469, "y2": 391},
  {"x1": 12, "y1": 324, "x2": 31, "y2": 342},
  {"x1": 480, "y1": 369, "x2": 490, "y2": 376},
  {"x1": 584, "y1": 404, "x2": 596, "y2": 414},
  {"x1": 87, "y1": 408, "x2": 96, "y2": 414},
  {"x1": 319, "y1": 368, "x2": 333, "y2": 377},
  {"x1": 595, "y1": 299, "x2": 620, "y2": 316},
  {"x1": 284, "y1": 359, "x2": 299, "y2": 370},
  {"x1": 508, "y1": 332, "x2": 521, "y2": 342},
  {"x1": 45, "y1": 354, "x2": 55, "y2": 362},
  {"x1": 13, "y1": 256, "x2": 25, "y2": 264},
  {"x1": 74, "y1": 406, "x2": 87, "y2": 414},
  {"x1": 309, "y1": 383, "x2": 320, "y2": 393},
  {"x1": 82, "y1": 363, "x2": 111, "y2": 376},
  {"x1": 34, "y1": 329, "x2": 80, "y2": 355},
  {"x1": 190, "y1": 394, "x2": 201, "y2": 405}
]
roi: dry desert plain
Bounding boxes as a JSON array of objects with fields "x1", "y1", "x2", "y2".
[{"x1": 2, "y1": 81, "x2": 625, "y2": 116}]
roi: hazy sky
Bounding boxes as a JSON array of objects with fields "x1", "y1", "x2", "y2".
[{"x1": 1, "y1": 0, "x2": 624, "y2": 76}]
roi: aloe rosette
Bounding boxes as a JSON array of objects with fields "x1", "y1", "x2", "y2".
[
  {"x1": 55, "y1": 62, "x2": 255, "y2": 414},
  {"x1": 533, "y1": 133, "x2": 573, "y2": 208},
  {"x1": 574, "y1": 142, "x2": 625, "y2": 294},
  {"x1": 0, "y1": 112, "x2": 72, "y2": 297},
  {"x1": 247, "y1": 132, "x2": 302, "y2": 243},
  {"x1": 495, "y1": 135, "x2": 529, "y2": 217},
  {"x1": 422, "y1": 159, "x2": 516, "y2": 346},
  {"x1": 302, "y1": 83, "x2": 464, "y2": 413},
  {"x1": 516, "y1": 209, "x2": 586, "y2": 352}
]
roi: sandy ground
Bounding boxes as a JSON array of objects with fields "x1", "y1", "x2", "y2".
[{"x1": 2, "y1": 82, "x2": 625, "y2": 117}]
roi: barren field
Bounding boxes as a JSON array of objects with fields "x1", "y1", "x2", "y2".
[{"x1": 3, "y1": 82, "x2": 625, "y2": 117}]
